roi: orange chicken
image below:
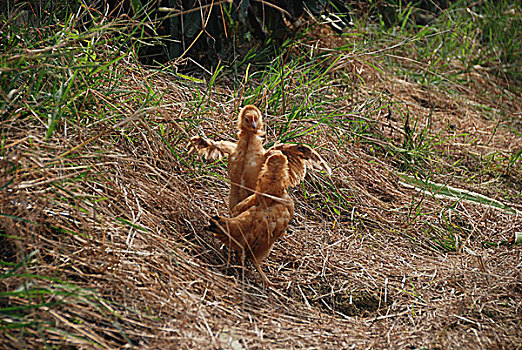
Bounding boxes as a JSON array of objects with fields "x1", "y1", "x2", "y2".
[{"x1": 207, "y1": 151, "x2": 294, "y2": 285}]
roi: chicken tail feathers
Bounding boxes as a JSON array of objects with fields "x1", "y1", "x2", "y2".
[
  {"x1": 205, "y1": 215, "x2": 245, "y2": 251},
  {"x1": 205, "y1": 215, "x2": 222, "y2": 234}
]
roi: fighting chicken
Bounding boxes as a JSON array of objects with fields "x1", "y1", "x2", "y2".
[
  {"x1": 189, "y1": 105, "x2": 331, "y2": 210},
  {"x1": 207, "y1": 151, "x2": 294, "y2": 285},
  {"x1": 227, "y1": 105, "x2": 266, "y2": 210}
]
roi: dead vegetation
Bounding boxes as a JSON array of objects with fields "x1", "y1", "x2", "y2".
[{"x1": 2, "y1": 26, "x2": 522, "y2": 350}]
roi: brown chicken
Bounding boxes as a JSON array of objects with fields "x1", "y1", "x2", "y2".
[
  {"x1": 207, "y1": 151, "x2": 295, "y2": 285},
  {"x1": 189, "y1": 105, "x2": 331, "y2": 210},
  {"x1": 227, "y1": 105, "x2": 266, "y2": 210}
]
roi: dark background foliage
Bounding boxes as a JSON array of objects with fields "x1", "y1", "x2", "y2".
[{"x1": 102, "y1": 0, "x2": 455, "y2": 68}]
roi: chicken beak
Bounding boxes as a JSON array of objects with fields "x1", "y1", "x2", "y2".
[{"x1": 251, "y1": 120, "x2": 257, "y2": 130}]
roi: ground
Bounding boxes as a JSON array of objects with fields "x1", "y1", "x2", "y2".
[{"x1": 1, "y1": 19, "x2": 521, "y2": 350}]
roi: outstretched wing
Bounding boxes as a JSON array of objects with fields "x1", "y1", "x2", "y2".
[
  {"x1": 267, "y1": 143, "x2": 332, "y2": 187},
  {"x1": 188, "y1": 136, "x2": 237, "y2": 160}
]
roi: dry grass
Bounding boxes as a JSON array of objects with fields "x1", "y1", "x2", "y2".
[{"x1": 2, "y1": 29, "x2": 522, "y2": 350}]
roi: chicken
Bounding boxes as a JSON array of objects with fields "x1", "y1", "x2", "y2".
[
  {"x1": 207, "y1": 151, "x2": 294, "y2": 285},
  {"x1": 227, "y1": 105, "x2": 266, "y2": 210},
  {"x1": 189, "y1": 105, "x2": 331, "y2": 210}
]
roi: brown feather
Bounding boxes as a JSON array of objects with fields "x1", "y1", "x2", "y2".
[
  {"x1": 267, "y1": 143, "x2": 332, "y2": 187},
  {"x1": 188, "y1": 136, "x2": 236, "y2": 160}
]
